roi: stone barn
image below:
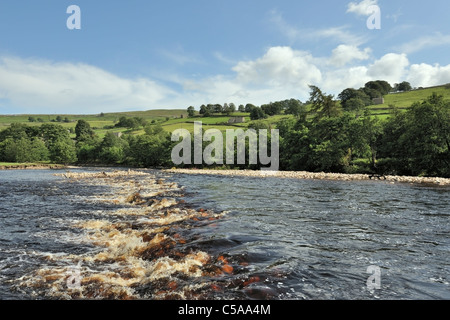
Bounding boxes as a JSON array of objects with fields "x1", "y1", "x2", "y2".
[
  {"x1": 372, "y1": 97, "x2": 385, "y2": 105},
  {"x1": 228, "y1": 117, "x2": 246, "y2": 124}
]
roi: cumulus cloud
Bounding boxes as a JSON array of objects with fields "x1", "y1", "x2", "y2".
[
  {"x1": 367, "y1": 53, "x2": 410, "y2": 84},
  {"x1": 0, "y1": 56, "x2": 176, "y2": 114},
  {"x1": 407, "y1": 63, "x2": 450, "y2": 88},
  {"x1": 329, "y1": 44, "x2": 372, "y2": 67},
  {"x1": 3, "y1": 46, "x2": 450, "y2": 114},
  {"x1": 347, "y1": 0, "x2": 379, "y2": 16},
  {"x1": 232, "y1": 46, "x2": 322, "y2": 87}
]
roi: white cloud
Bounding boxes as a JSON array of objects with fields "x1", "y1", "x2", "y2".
[
  {"x1": 174, "y1": 47, "x2": 322, "y2": 106},
  {"x1": 323, "y1": 66, "x2": 370, "y2": 94},
  {"x1": 0, "y1": 56, "x2": 177, "y2": 114},
  {"x1": 407, "y1": 63, "x2": 450, "y2": 88},
  {"x1": 329, "y1": 44, "x2": 372, "y2": 67},
  {"x1": 347, "y1": 0, "x2": 379, "y2": 16},
  {"x1": 232, "y1": 46, "x2": 322, "y2": 87},
  {"x1": 269, "y1": 10, "x2": 365, "y2": 45},
  {"x1": 396, "y1": 33, "x2": 450, "y2": 55},
  {"x1": 367, "y1": 53, "x2": 410, "y2": 84},
  {"x1": 3, "y1": 47, "x2": 450, "y2": 114}
]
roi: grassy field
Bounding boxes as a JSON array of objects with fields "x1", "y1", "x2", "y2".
[{"x1": 1, "y1": 84, "x2": 449, "y2": 137}]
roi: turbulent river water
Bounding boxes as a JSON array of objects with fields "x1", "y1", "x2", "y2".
[{"x1": 0, "y1": 168, "x2": 449, "y2": 300}]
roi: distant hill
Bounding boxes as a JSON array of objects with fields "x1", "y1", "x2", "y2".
[
  {"x1": 1, "y1": 84, "x2": 450, "y2": 134},
  {"x1": 367, "y1": 83, "x2": 450, "y2": 119}
]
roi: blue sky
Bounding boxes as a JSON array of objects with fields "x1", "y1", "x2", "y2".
[{"x1": 1, "y1": 0, "x2": 450, "y2": 114}]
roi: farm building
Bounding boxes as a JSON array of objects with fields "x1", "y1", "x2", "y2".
[
  {"x1": 372, "y1": 97, "x2": 385, "y2": 105},
  {"x1": 228, "y1": 117, "x2": 246, "y2": 124}
]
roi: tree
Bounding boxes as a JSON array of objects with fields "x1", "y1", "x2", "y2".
[
  {"x1": 402, "y1": 93, "x2": 450, "y2": 177},
  {"x1": 250, "y1": 107, "x2": 267, "y2": 120},
  {"x1": 39, "y1": 124, "x2": 77, "y2": 164},
  {"x1": 75, "y1": 120, "x2": 94, "y2": 141},
  {"x1": 338, "y1": 88, "x2": 371, "y2": 108},
  {"x1": 0, "y1": 137, "x2": 49, "y2": 163},
  {"x1": 365, "y1": 80, "x2": 391, "y2": 96},
  {"x1": 128, "y1": 127, "x2": 171, "y2": 167},
  {"x1": 49, "y1": 138, "x2": 77, "y2": 164},
  {"x1": 345, "y1": 98, "x2": 366, "y2": 116},
  {"x1": 309, "y1": 85, "x2": 341, "y2": 121},
  {"x1": 98, "y1": 132, "x2": 129, "y2": 164},
  {"x1": 359, "y1": 110, "x2": 383, "y2": 172},
  {"x1": 238, "y1": 105, "x2": 245, "y2": 112},
  {"x1": 285, "y1": 99, "x2": 307, "y2": 121},
  {"x1": 187, "y1": 106, "x2": 196, "y2": 117},
  {"x1": 245, "y1": 104, "x2": 257, "y2": 113},
  {"x1": 397, "y1": 81, "x2": 412, "y2": 92},
  {"x1": 277, "y1": 118, "x2": 313, "y2": 171}
]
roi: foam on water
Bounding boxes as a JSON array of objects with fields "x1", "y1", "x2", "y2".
[{"x1": 11, "y1": 170, "x2": 239, "y2": 300}]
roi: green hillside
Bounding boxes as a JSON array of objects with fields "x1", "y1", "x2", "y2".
[
  {"x1": 366, "y1": 84, "x2": 450, "y2": 119},
  {"x1": 1, "y1": 84, "x2": 450, "y2": 135}
]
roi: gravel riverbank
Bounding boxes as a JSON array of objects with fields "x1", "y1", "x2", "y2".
[{"x1": 164, "y1": 168, "x2": 450, "y2": 186}]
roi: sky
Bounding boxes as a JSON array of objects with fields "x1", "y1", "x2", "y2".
[{"x1": 0, "y1": 0, "x2": 450, "y2": 114}]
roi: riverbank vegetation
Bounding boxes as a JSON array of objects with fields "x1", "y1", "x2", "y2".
[{"x1": 1, "y1": 82, "x2": 449, "y2": 177}]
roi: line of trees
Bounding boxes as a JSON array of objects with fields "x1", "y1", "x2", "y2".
[
  {"x1": 191, "y1": 99, "x2": 307, "y2": 121},
  {"x1": 278, "y1": 87, "x2": 449, "y2": 177},
  {"x1": 1, "y1": 85, "x2": 448, "y2": 177}
]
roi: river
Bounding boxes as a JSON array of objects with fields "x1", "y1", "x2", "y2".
[{"x1": 0, "y1": 168, "x2": 449, "y2": 300}]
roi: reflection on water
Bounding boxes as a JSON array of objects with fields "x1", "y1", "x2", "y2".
[{"x1": 0, "y1": 169, "x2": 449, "y2": 300}]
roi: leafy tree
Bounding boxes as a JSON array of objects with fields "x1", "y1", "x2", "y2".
[
  {"x1": 238, "y1": 105, "x2": 245, "y2": 112},
  {"x1": 0, "y1": 137, "x2": 49, "y2": 163},
  {"x1": 359, "y1": 111, "x2": 383, "y2": 172},
  {"x1": 339, "y1": 88, "x2": 371, "y2": 108},
  {"x1": 128, "y1": 128, "x2": 171, "y2": 167},
  {"x1": 261, "y1": 102, "x2": 283, "y2": 116},
  {"x1": 28, "y1": 116, "x2": 36, "y2": 122},
  {"x1": 250, "y1": 107, "x2": 267, "y2": 120},
  {"x1": 309, "y1": 85, "x2": 341, "y2": 121},
  {"x1": 75, "y1": 120, "x2": 94, "y2": 141},
  {"x1": 345, "y1": 98, "x2": 366, "y2": 116},
  {"x1": 365, "y1": 80, "x2": 391, "y2": 96},
  {"x1": 76, "y1": 139, "x2": 100, "y2": 163},
  {"x1": 97, "y1": 132, "x2": 129, "y2": 164},
  {"x1": 38, "y1": 124, "x2": 77, "y2": 164},
  {"x1": 187, "y1": 106, "x2": 196, "y2": 117},
  {"x1": 245, "y1": 104, "x2": 257, "y2": 113},
  {"x1": 0, "y1": 123, "x2": 30, "y2": 141},
  {"x1": 248, "y1": 120, "x2": 270, "y2": 130},
  {"x1": 115, "y1": 116, "x2": 141, "y2": 129},
  {"x1": 49, "y1": 138, "x2": 77, "y2": 164},
  {"x1": 309, "y1": 114, "x2": 353, "y2": 172},
  {"x1": 402, "y1": 93, "x2": 450, "y2": 176},
  {"x1": 363, "y1": 87, "x2": 382, "y2": 100},
  {"x1": 277, "y1": 118, "x2": 313, "y2": 171},
  {"x1": 397, "y1": 81, "x2": 412, "y2": 92},
  {"x1": 223, "y1": 103, "x2": 236, "y2": 116}
]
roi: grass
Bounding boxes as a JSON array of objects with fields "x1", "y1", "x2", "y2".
[
  {"x1": 1, "y1": 84, "x2": 449, "y2": 137},
  {"x1": 369, "y1": 85, "x2": 450, "y2": 110}
]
